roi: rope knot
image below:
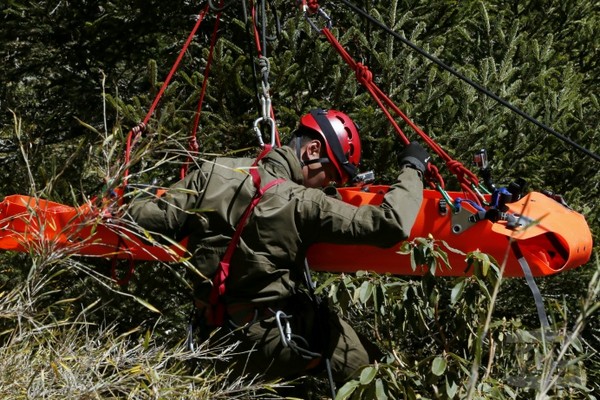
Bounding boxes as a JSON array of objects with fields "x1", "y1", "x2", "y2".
[
  {"x1": 446, "y1": 160, "x2": 479, "y2": 186},
  {"x1": 355, "y1": 63, "x2": 373, "y2": 84},
  {"x1": 446, "y1": 160, "x2": 466, "y2": 178}
]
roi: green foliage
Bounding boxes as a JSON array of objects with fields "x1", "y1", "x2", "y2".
[{"x1": 322, "y1": 240, "x2": 598, "y2": 399}]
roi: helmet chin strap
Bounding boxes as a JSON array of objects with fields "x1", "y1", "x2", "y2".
[{"x1": 302, "y1": 158, "x2": 330, "y2": 167}]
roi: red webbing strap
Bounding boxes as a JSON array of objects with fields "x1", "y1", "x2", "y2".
[
  {"x1": 124, "y1": 4, "x2": 211, "y2": 187},
  {"x1": 320, "y1": 27, "x2": 481, "y2": 202},
  {"x1": 180, "y1": 5, "x2": 224, "y2": 179},
  {"x1": 208, "y1": 145, "x2": 284, "y2": 326}
]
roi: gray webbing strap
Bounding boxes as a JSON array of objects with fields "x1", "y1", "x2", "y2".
[{"x1": 512, "y1": 242, "x2": 550, "y2": 329}]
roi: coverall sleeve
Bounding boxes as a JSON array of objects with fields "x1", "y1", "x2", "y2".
[
  {"x1": 306, "y1": 166, "x2": 423, "y2": 247},
  {"x1": 125, "y1": 169, "x2": 205, "y2": 236}
]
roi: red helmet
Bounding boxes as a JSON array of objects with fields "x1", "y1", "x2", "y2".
[{"x1": 299, "y1": 109, "x2": 361, "y2": 184}]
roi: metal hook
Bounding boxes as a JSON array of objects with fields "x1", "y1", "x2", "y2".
[
  {"x1": 275, "y1": 311, "x2": 292, "y2": 347},
  {"x1": 304, "y1": 5, "x2": 333, "y2": 32},
  {"x1": 253, "y1": 115, "x2": 276, "y2": 148}
]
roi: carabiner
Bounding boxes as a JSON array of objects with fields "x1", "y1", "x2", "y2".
[
  {"x1": 253, "y1": 116, "x2": 276, "y2": 148},
  {"x1": 253, "y1": 94, "x2": 277, "y2": 147},
  {"x1": 303, "y1": 4, "x2": 332, "y2": 33},
  {"x1": 275, "y1": 310, "x2": 292, "y2": 347}
]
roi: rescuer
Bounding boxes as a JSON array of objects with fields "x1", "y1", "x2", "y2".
[{"x1": 127, "y1": 108, "x2": 430, "y2": 383}]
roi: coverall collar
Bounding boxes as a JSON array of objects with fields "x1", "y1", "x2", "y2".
[{"x1": 261, "y1": 146, "x2": 305, "y2": 185}]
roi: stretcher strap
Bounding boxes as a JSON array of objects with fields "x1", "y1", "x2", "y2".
[{"x1": 512, "y1": 242, "x2": 550, "y2": 329}]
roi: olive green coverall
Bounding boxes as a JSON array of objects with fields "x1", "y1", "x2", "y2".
[{"x1": 127, "y1": 146, "x2": 423, "y2": 381}]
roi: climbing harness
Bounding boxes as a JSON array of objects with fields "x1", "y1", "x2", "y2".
[
  {"x1": 205, "y1": 0, "x2": 284, "y2": 325},
  {"x1": 206, "y1": 147, "x2": 285, "y2": 327}
]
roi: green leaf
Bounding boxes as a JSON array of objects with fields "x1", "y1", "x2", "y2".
[
  {"x1": 359, "y1": 281, "x2": 374, "y2": 304},
  {"x1": 359, "y1": 366, "x2": 377, "y2": 385},
  {"x1": 450, "y1": 279, "x2": 466, "y2": 304},
  {"x1": 481, "y1": 254, "x2": 490, "y2": 276},
  {"x1": 375, "y1": 378, "x2": 388, "y2": 400},
  {"x1": 446, "y1": 377, "x2": 458, "y2": 398},
  {"x1": 397, "y1": 241, "x2": 412, "y2": 255},
  {"x1": 335, "y1": 381, "x2": 359, "y2": 400},
  {"x1": 431, "y1": 356, "x2": 447, "y2": 376},
  {"x1": 409, "y1": 248, "x2": 417, "y2": 272}
]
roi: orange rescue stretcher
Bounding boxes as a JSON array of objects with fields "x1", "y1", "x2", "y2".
[
  {"x1": 0, "y1": 187, "x2": 593, "y2": 277},
  {"x1": 308, "y1": 186, "x2": 592, "y2": 277},
  {"x1": 0, "y1": 195, "x2": 189, "y2": 262}
]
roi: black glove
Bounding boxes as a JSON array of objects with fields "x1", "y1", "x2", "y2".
[{"x1": 398, "y1": 141, "x2": 431, "y2": 175}]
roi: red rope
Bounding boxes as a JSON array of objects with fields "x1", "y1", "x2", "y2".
[
  {"x1": 321, "y1": 27, "x2": 481, "y2": 202},
  {"x1": 251, "y1": 0, "x2": 263, "y2": 56},
  {"x1": 142, "y1": 5, "x2": 210, "y2": 127},
  {"x1": 181, "y1": 5, "x2": 224, "y2": 179},
  {"x1": 124, "y1": 4, "x2": 211, "y2": 186}
]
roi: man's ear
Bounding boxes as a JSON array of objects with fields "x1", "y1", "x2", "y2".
[{"x1": 304, "y1": 139, "x2": 322, "y2": 160}]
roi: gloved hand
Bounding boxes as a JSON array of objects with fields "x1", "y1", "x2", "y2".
[{"x1": 398, "y1": 141, "x2": 431, "y2": 175}]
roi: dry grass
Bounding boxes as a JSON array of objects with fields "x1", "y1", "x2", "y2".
[{"x1": 0, "y1": 258, "x2": 289, "y2": 399}]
